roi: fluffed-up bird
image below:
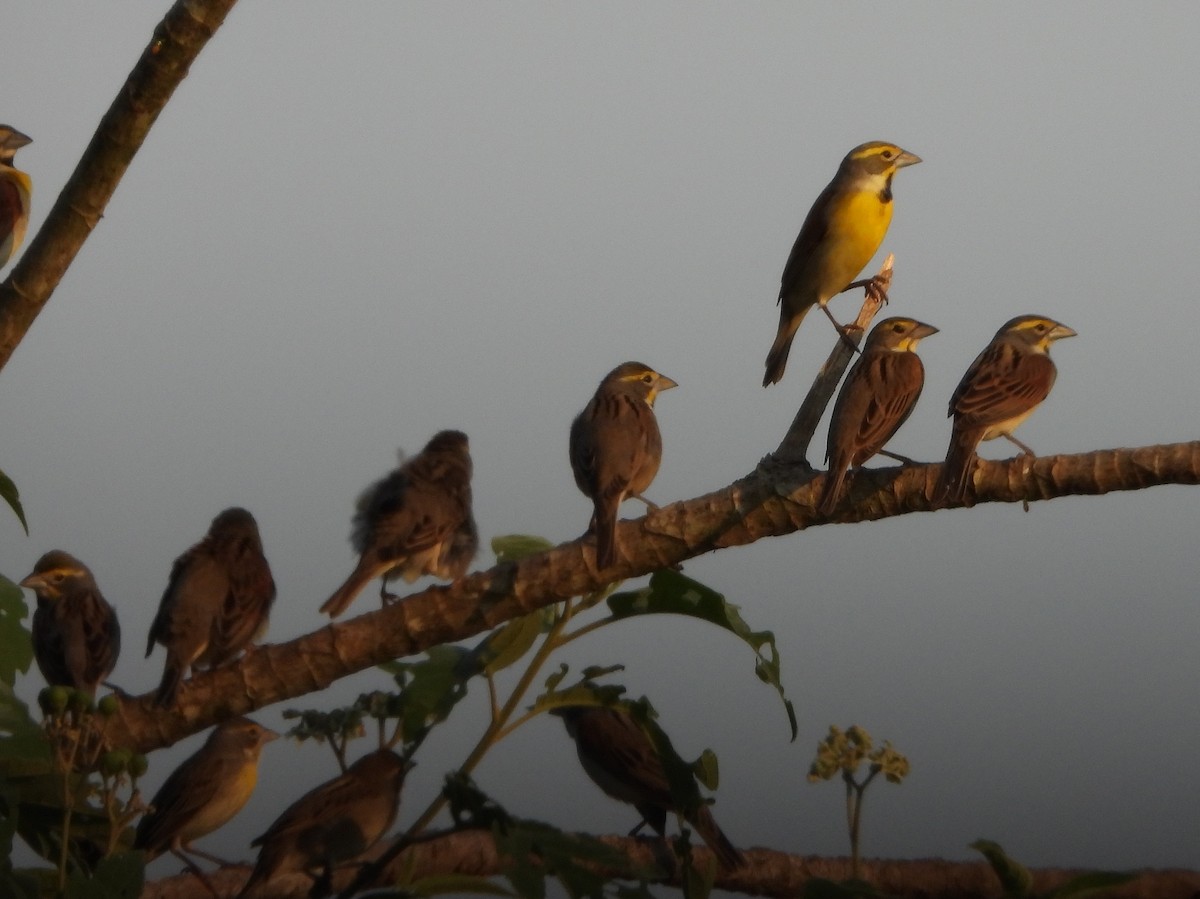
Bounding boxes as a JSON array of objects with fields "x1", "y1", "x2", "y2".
[
  {"x1": 320, "y1": 430, "x2": 477, "y2": 619},
  {"x1": 569, "y1": 362, "x2": 677, "y2": 570},
  {"x1": 236, "y1": 749, "x2": 410, "y2": 899},
  {"x1": 146, "y1": 508, "x2": 276, "y2": 707},
  {"x1": 21, "y1": 551, "x2": 121, "y2": 696},
  {"x1": 818, "y1": 317, "x2": 938, "y2": 516},
  {"x1": 764, "y1": 141, "x2": 922, "y2": 386},
  {"x1": 135, "y1": 717, "x2": 278, "y2": 869},
  {"x1": 551, "y1": 705, "x2": 746, "y2": 869},
  {"x1": 935, "y1": 315, "x2": 1077, "y2": 506},
  {"x1": 0, "y1": 124, "x2": 32, "y2": 270}
]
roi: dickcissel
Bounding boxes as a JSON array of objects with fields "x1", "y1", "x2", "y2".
[
  {"x1": 818, "y1": 317, "x2": 937, "y2": 516},
  {"x1": 552, "y1": 705, "x2": 745, "y2": 869},
  {"x1": 146, "y1": 508, "x2": 276, "y2": 707},
  {"x1": 21, "y1": 551, "x2": 121, "y2": 696},
  {"x1": 569, "y1": 362, "x2": 677, "y2": 571},
  {"x1": 935, "y1": 315, "x2": 1077, "y2": 506},
  {"x1": 0, "y1": 125, "x2": 32, "y2": 269},
  {"x1": 135, "y1": 717, "x2": 278, "y2": 868},
  {"x1": 237, "y1": 749, "x2": 410, "y2": 899},
  {"x1": 764, "y1": 141, "x2": 922, "y2": 386},
  {"x1": 320, "y1": 430, "x2": 477, "y2": 618}
]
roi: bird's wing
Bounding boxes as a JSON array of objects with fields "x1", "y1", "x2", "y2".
[
  {"x1": 951, "y1": 342, "x2": 1056, "y2": 429},
  {"x1": 850, "y1": 352, "x2": 925, "y2": 462}
]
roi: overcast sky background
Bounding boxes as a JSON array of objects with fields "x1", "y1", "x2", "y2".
[{"x1": 2, "y1": 2, "x2": 1198, "y2": 885}]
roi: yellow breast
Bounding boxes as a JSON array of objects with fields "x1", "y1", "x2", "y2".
[
  {"x1": 817, "y1": 188, "x2": 893, "y2": 302},
  {"x1": 179, "y1": 761, "x2": 259, "y2": 843}
]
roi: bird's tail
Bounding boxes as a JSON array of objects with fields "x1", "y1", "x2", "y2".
[
  {"x1": 817, "y1": 462, "x2": 850, "y2": 517},
  {"x1": 319, "y1": 557, "x2": 383, "y2": 618},
  {"x1": 763, "y1": 308, "x2": 810, "y2": 387},
  {"x1": 690, "y1": 805, "x2": 747, "y2": 869},
  {"x1": 935, "y1": 428, "x2": 983, "y2": 507},
  {"x1": 593, "y1": 497, "x2": 620, "y2": 570}
]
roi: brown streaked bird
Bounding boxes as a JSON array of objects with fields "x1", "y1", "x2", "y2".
[
  {"x1": 935, "y1": 315, "x2": 1077, "y2": 506},
  {"x1": 764, "y1": 141, "x2": 922, "y2": 386},
  {"x1": 552, "y1": 705, "x2": 746, "y2": 869},
  {"x1": 818, "y1": 317, "x2": 938, "y2": 516},
  {"x1": 0, "y1": 124, "x2": 32, "y2": 270},
  {"x1": 146, "y1": 508, "x2": 276, "y2": 707},
  {"x1": 236, "y1": 749, "x2": 410, "y2": 899},
  {"x1": 21, "y1": 551, "x2": 121, "y2": 696},
  {"x1": 569, "y1": 362, "x2": 677, "y2": 570},
  {"x1": 320, "y1": 430, "x2": 477, "y2": 619},
  {"x1": 135, "y1": 718, "x2": 278, "y2": 872}
]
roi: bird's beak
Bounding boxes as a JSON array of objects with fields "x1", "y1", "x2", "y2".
[
  {"x1": 1049, "y1": 323, "x2": 1077, "y2": 341},
  {"x1": 263, "y1": 728, "x2": 281, "y2": 743},
  {"x1": 895, "y1": 150, "x2": 922, "y2": 168},
  {"x1": 655, "y1": 374, "x2": 679, "y2": 392},
  {"x1": 1, "y1": 129, "x2": 32, "y2": 151},
  {"x1": 19, "y1": 572, "x2": 45, "y2": 591},
  {"x1": 912, "y1": 322, "x2": 939, "y2": 340}
]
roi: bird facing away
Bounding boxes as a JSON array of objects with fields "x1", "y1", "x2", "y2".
[
  {"x1": 21, "y1": 551, "x2": 121, "y2": 696},
  {"x1": 320, "y1": 430, "x2": 477, "y2": 619},
  {"x1": 135, "y1": 717, "x2": 278, "y2": 867},
  {"x1": 551, "y1": 705, "x2": 746, "y2": 870},
  {"x1": 237, "y1": 749, "x2": 410, "y2": 899},
  {"x1": 764, "y1": 141, "x2": 922, "y2": 386},
  {"x1": 0, "y1": 124, "x2": 32, "y2": 269},
  {"x1": 569, "y1": 362, "x2": 678, "y2": 571},
  {"x1": 935, "y1": 315, "x2": 1077, "y2": 506},
  {"x1": 818, "y1": 317, "x2": 938, "y2": 516},
  {"x1": 146, "y1": 507, "x2": 276, "y2": 707}
]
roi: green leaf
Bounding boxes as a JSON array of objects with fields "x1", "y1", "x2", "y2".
[
  {"x1": 491, "y1": 534, "x2": 555, "y2": 563},
  {"x1": 472, "y1": 613, "x2": 546, "y2": 678},
  {"x1": 971, "y1": 839, "x2": 1034, "y2": 896},
  {"x1": 0, "y1": 577, "x2": 32, "y2": 687},
  {"x1": 64, "y1": 851, "x2": 144, "y2": 899},
  {"x1": 1046, "y1": 871, "x2": 1138, "y2": 899},
  {"x1": 607, "y1": 569, "x2": 797, "y2": 740},
  {"x1": 692, "y1": 748, "x2": 719, "y2": 791},
  {"x1": 0, "y1": 470, "x2": 28, "y2": 535}
]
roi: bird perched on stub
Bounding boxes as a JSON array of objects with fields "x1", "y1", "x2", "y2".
[
  {"x1": 935, "y1": 315, "x2": 1077, "y2": 506},
  {"x1": 569, "y1": 362, "x2": 677, "y2": 571},
  {"x1": 552, "y1": 704, "x2": 746, "y2": 869},
  {"x1": 320, "y1": 430, "x2": 477, "y2": 619},
  {"x1": 146, "y1": 507, "x2": 276, "y2": 707},
  {"x1": 0, "y1": 124, "x2": 32, "y2": 269},
  {"x1": 764, "y1": 141, "x2": 922, "y2": 386},
  {"x1": 818, "y1": 317, "x2": 938, "y2": 516},
  {"x1": 21, "y1": 551, "x2": 121, "y2": 696}
]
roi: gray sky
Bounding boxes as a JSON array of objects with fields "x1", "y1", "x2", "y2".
[{"x1": 2, "y1": 1, "x2": 1198, "y2": 882}]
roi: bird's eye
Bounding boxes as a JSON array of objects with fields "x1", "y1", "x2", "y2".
[
  {"x1": 891, "y1": 322, "x2": 904, "y2": 333},
  {"x1": 642, "y1": 373, "x2": 654, "y2": 383},
  {"x1": 881, "y1": 149, "x2": 895, "y2": 160},
  {"x1": 49, "y1": 572, "x2": 64, "y2": 584}
]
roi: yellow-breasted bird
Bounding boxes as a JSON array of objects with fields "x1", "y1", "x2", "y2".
[
  {"x1": 21, "y1": 551, "x2": 121, "y2": 696},
  {"x1": 236, "y1": 749, "x2": 410, "y2": 899},
  {"x1": 552, "y1": 705, "x2": 746, "y2": 869},
  {"x1": 818, "y1": 317, "x2": 938, "y2": 516},
  {"x1": 935, "y1": 315, "x2": 1077, "y2": 506},
  {"x1": 146, "y1": 508, "x2": 276, "y2": 707},
  {"x1": 0, "y1": 125, "x2": 32, "y2": 270},
  {"x1": 135, "y1": 718, "x2": 278, "y2": 869},
  {"x1": 569, "y1": 362, "x2": 677, "y2": 570},
  {"x1": 320, "y1": 430, "x2": 477, "y2": 618},
  {"x1": 764, "y1": 141, "x2": 922, "y2": 386}
]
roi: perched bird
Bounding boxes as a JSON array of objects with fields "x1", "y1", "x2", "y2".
[
  {"x1": 935, "y1": 315, "x2": 1077, "y2": 506},
  {"x1": 237, "y1": 749, "x2": 410, "y2": 899},
  {"x1": 135, "y1": 717, "x2": 278, "y2": 868},
  {"x1": 569, "y1": 362, "x2": 677, "y2": 570},
  {"x1": 552, "y1": 705, "x2": 745, "y2": 869},
  {"x1": 764, "y1": 141, "x2": 922, "y2": 386},
  {"x1": 818, "y1": 317, "x2": 938, "y2": 516},
  {"x1": 146, "y1": 508, "x2": 276, "y2": 707},
  {"x1": 21, "y1": 551, "x2": 121, "y2": 696},
  {"x1": 320, "y1": 430, "x2": 477, "y2": 619},
  {"x1": 0, "y1": 124, "x2": 32, "y2": 270}
]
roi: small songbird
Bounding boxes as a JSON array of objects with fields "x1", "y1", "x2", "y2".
[
  {"x1": 320, "y1": 430, "x2": 477, "y2": 619},
  {"x1": 237, "y1": 749, "x2": 410, "y2": 899},
  {"x1": 21, "y1": 551, "x2": 121, "y2": 696},
  {"x1": 569, "y1": 362, "x2": 677, "y2": 570},
  {"x1": 551, "y1": 705, "x2": 745, "y2": 869},
  {"x1": 135, "y1": 718, "x2": 278, "y2": 869},
  {"x1": 935, "y1": 315, "x2": 1077, "y2": 506},
  {"x1": 146, "y1": 508, "x2": 276, "y2": 707},
  {"x1": 0, "y1": 124, "x2": 32, "y2": 270},
  {"x1": 764, "y1": 141, "x2": 922, "y2": 386},
  {"x1": 818, "y1": 317, "x2": 938, "y2": 516}
]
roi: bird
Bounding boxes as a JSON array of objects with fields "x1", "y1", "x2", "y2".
[
  {"x1": 20, "y1": 551, "x2": 121, "y2": 696},
  {"x1": 551, "y1": 704, "x2": 745, "y2": 869},
  {"x1": 320, "y1": 430, "x2": 477, "y2": 619},
  {"x1": 146, "y1": 508, "x2": 276, "y2": 707},
  {"x1": 763, "y1": 141, "x2": 922, "y2": 386},
  {"x1": 135, "y1": 717, "x2": 278, "y2": 870},
  {"x1": 237, "y1": 749, "x2": 410, "y2": 899},
  {"x1": 0, "y1": 124, "x2": 32, "y2": 270},
  {"x1": 935, "y1": 315, "x2": 1077, "y2": 506},
  {"x1": 818, "y1": 316, "x2": 938, "y2": 516},
  {"x1": 569, "y1": 362, "x2": 677, "y2": 570}
]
